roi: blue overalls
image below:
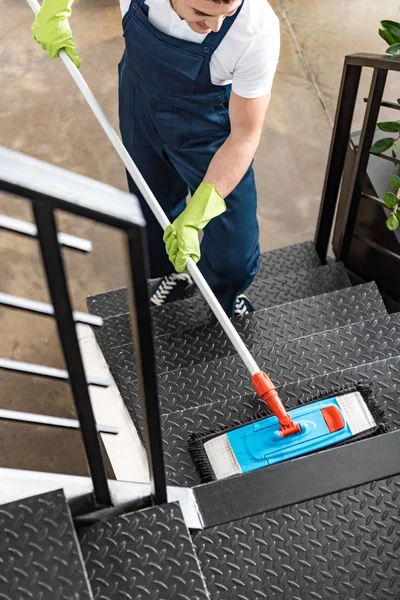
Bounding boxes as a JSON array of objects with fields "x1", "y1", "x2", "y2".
[{"x1": 119, "y1": 0, "x2": 260, "y2": 315}]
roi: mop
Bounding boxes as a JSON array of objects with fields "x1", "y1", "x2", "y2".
[
  {"x1": 189, "y1": 384, "x2": 388, "y2": 482},
  {"x1": 26, "y1": 0, "x2": 388, "y2": 483}
]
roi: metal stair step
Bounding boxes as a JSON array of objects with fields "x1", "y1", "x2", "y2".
[
  {"x1": 255, "y1": 240, "x2": 321, "y2": 279},
  {"x1": 100, "y1": 282, "x2": 385, "y2": 377},
  {"x1": 92, "y1": 263, "x2": 351, "y2": 387},
  {"x1": 157, "y1": 313, "x2": 400, "y2": 413},
  {"x1": 112, "y1": 313, "x2": 400, "y2": 436},
  {"x1": 153, "y1": 262, "x2": 350, "y2": 337},
  {"x1": 192, "y1": 469, "x2": 400, "y2": 600},
  {"x1": 160, "y1": 352, "x2": 400, "y2": 487},
  {"x1": 78, "y1": 502, "x2": 210, "y2": 600},
  {"x1": 0, "y1": 489, "x2": 93, "y2": 599},
  {"x1": 87, "y1": 241, "x2": 321, "y2": 320},
  {"x1": 245, "y1": 262, "x2": 350, "y2": 313},
  {"x1": 92, "y1": 263, "x2": 350, "y2": 356}
]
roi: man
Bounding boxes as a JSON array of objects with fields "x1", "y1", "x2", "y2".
[{"x1": 32, "y1": 0, "x2": 280, "y2": 317}]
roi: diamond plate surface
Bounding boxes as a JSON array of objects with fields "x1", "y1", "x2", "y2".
[
  {"x1": 256, "y1": 240, "x2": 320, "y2": 279},
  {"x1": 97, "y1": 263, "x2": 350, "y2": 356},
  {"x1": 78, "y1": 503, "x2": 209, "y2": 600},
  {"x1": 99, "y1": 282, "x2": 385, "y2": 376},
  {"x1": 90, "y1": 261, "x2": 343, "y2": 361},
  {"x1": 111, "y1": 314, "x2": 400, "y2": 485},
  {"x1": 0, "y1": 490, "x2": 93, "y2": 600},
  {"x1": 149, "y1": 255, "x2": 331, "y2": 338},
  {"x1": 93, "y1": 263, "x2": 351, "y2": 386},
  {"x1": 193, "y1": 474, "x2": 400, "y2": 600},
  {"x1": 160, "y1": 353, "x2": 400, "y2": 486},
  {"x1": 87, "y1": 241, "x2": 320, "y2": 320},
  {"x1": 246, "y1": 263, "x2": 350, "y2": 311},
  {"x1": 118, "y1": 314, "x2": 400, "y2": 424},
  {"x1": 87, "y1": 286, "x2": 129, "y2": 320}
]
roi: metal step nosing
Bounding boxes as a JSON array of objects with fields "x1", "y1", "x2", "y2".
[
  {"x1": 151, "y1": 314, "x2": 400, "y2": 413},
  {"x1": 159, "y1": 353, "x2": 400, "y2": 487},
  {"x1": 86, "y1": 241, "x2": 321, "y2": 320},
  {"x1": 193, "y1": 429, "x2": 400, "y2": 528},
  {"x1": 99, "y1": 277, "x2": 377, "y2": 395},
  {"x1": 100, "y1": 281, "x2": 384, "y2": 354}
]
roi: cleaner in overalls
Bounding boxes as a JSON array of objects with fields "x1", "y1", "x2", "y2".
[{"x1": 31, "y1": 0, "x2": 280, "y2": 317}]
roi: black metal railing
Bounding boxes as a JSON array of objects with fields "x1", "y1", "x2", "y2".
[
  {"x1": 315, "y1": 53, "x2": 400, "y2": 266},
  {"x1": 0, "y1": 146, "x2": 167, "y2": 509}
]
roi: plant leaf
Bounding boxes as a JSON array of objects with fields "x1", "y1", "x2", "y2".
[
  {"x1": 379, "y1": 28, "x2": 398, "y2": 46},
  {"x1": 377, "y1": 121, "x2": 400, "y2": 133},
  {"x1": 393, "y1": 142, "x2": 398, "y2": 158},
  {"x1": 381, "y1": 20, "x2": 400, "y2": 41},
  {"x1": 386, "y1": 214, "x2": 399, "y2": 230},
  {"x1": 389, "y1": 174, "x2": 400, "y2": 190},
  {"x1": 371, "y1": 137, "x2": 396, "y2": 154},
  {"x1": 398, "y1": 98, "x2": 400, "y2": 105},
  {"x1": 384, "y1": 192, "x2": 399, "y2": 208},
  {"x1": 386, "y1": 43, "x2": 400, "y2": 56}
]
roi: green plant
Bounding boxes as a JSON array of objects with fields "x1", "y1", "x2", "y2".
[
  {"x1": 370, "y1": 20, "x2": 400, "y2": 230},
  {"x1": 379, "y1": 20, "x2": 400, "y2": 56}
]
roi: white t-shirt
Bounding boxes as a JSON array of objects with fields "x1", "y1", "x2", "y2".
[{"x1": 119, "y1": 0, "x2": 280, "y2": 98}]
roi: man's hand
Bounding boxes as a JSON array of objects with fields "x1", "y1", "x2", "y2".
[
  {"x1": 203, "y1": 91, "x2": 271, "y2": 199},
  {"x1": 31, "y1": 0, "x2": 80, "y2": 68},
  {"x1": 163, "y1": 183, "x2": 226, "y2": 272}
]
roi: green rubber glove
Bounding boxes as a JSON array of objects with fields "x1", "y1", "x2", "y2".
[
  {"x1": 163, "y1": 183, "x2": 227, "y2": 273},
  {"x1": 31, "y1": 0, "x2": 80, "y2": 68}
]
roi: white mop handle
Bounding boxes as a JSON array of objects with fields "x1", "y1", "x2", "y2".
[{"x1": 26, "y1": 0, "x2": 260, "y2": 377}]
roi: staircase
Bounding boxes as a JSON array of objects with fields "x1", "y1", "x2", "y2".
[
  {"x1": 2, "y1": 51, "x2": 400, "y2": 599},
  {"x1": 0, "y1": 489, "x2": 209, "y2": 600},
  {"x1": 2, "y1": 239, "x2": 398, "y2": 599},
  {"x1": 78, "y1": 502, "x2": 209, "y2": 600},
  {"x1": 88, "y1": 242, "x2": 400, "y2": 487},
  {"x1": 0, "y1": 490, "x2": 94, "y2": 599},
  {"x1": 2, "y1": 238, "x2": 398, "y2": 599},
  {"x1": 85, "y1": 240, "x2": 400, "y2": 598}
]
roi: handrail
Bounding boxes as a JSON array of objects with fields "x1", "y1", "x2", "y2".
[
  {"x1": 0, "y1": 146, "x2": 168, "y2": 508},
  {"x1": 315, "y1": 52, "x2": 400, "y2": 262},
  {"x1": 346, "y1": 52, "x2": 400, "y2": 71}
]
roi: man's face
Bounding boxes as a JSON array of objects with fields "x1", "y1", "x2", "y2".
[{"x1": 171, "y1": 0, "x2": 241, "y2": 34}]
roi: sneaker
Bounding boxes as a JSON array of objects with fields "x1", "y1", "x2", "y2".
[
  {"x1": 233, "y1": 294, "x2": 255, "y2": 317},
  {"x1": 150, "y1": 273, "x2": 193, "y2": 306}
]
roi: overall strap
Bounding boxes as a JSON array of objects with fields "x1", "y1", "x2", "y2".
[
  {"x1": 203, "y1": 0, "x2": 245, "y2": 53},
  {"x1": 134, "y1": 0, "x2": 148, "y2": 11}
]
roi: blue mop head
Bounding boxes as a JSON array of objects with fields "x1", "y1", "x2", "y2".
[{"x1": 188, "y1": 384, "x2": 389, "y2": 482}]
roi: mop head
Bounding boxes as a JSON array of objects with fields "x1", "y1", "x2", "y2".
[{"x1": 188, "y1": 384, "x2": 389, "y2": 482}]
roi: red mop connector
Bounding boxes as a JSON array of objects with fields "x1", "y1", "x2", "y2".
[{"x1": 252, "y1": 371, "x2": 301, "y2": 437}]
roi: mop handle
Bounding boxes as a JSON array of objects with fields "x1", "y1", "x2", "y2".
[{"x1": 26, "y1": 0, "x2": 261, "y2": 377}]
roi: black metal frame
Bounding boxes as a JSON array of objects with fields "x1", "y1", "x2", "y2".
[
  {"x1": 315, "y1": 53, "x2": 400, "y2": 264},
  {"x1": 0, "y1": 146, "x2": 167, "y2": 509},
  {"x1": 194, "y1": 429, "x2": 400, "y2": 527}
]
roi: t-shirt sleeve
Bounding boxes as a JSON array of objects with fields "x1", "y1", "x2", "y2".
[
  {"x1": 232, "y1": 20, "x2": 280, "y2": 99},
  {"x1": 120, "y1": 0, "x2": 130, "y2": 17}
]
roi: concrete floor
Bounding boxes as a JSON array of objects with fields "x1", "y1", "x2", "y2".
[{"x1": 1, "y1": 0, "x2": 399, "y2": 476}]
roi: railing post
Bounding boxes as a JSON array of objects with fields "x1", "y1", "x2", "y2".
[
  {"x1": 33, "y1": 204, "x2": 112, "y2": 507},
  {"x1": 126, "y1": 225, "x2": 167, "y2": 506},
  {"x1": 314, "y1": 61, "x2": 362, "y2": 262},
  {"x1": 337, "y1": 68, "x2": 388, "y2": 263}
]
